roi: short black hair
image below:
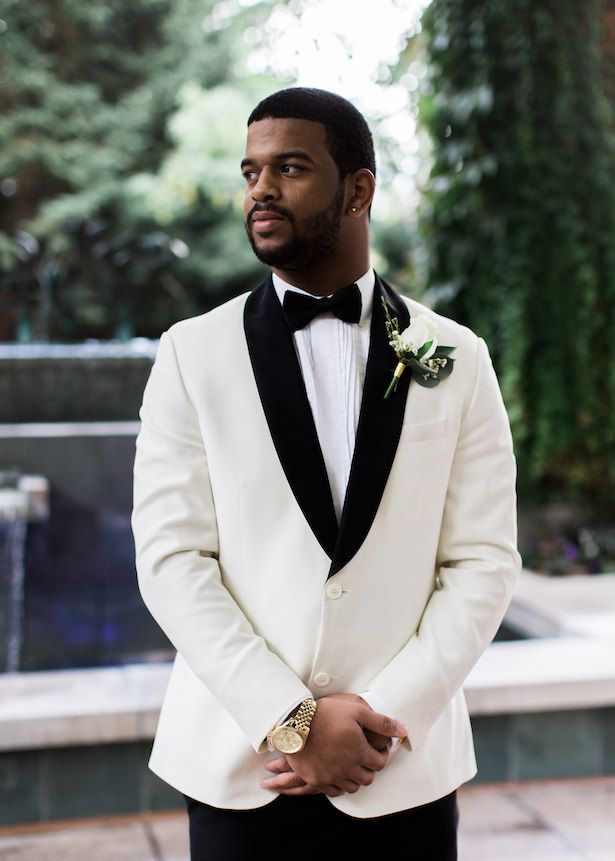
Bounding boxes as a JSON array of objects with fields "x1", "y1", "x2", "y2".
[{"x1": 248, "y1": 87, "x2": 376, "y2": 181}]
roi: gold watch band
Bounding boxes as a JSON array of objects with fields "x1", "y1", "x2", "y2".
[
  {"x1": 266, "y1": 698, "x2": 317, "y2": 751},
  {"x1": 287, "y1": 698, "x2": 317, "y2": 731}
]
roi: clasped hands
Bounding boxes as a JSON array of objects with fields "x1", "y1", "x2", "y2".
[{"x1": 261, "y1": 693, "x2": 407, "y2": 798}]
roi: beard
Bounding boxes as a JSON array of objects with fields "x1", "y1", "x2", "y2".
[{"x1": 245, "y1": 183, "x2": 345, "y2": 271}]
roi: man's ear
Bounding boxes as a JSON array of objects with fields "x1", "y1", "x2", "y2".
[{"x1": 345, "y1": 169, "x2": 376, "y2": 217}]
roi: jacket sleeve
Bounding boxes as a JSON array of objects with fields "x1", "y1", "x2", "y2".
[
  {"x1": 365, "y1": 335, "x2": 521, "y2": 749},
  {"x1": 131, "y1": 328, "x2": 313, "y2": 753}
]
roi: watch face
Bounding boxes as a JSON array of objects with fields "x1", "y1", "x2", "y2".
[{"x1": 271, "y1": 727, "x2": 304, "y2": 754}]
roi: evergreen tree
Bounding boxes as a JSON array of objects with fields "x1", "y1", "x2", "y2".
[{"x1": 0, "y1": 0, "x2": 273, "y2": 340}]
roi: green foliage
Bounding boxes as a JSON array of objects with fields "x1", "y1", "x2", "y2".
[
  {"x1": 371, "y1": 219, "x2": 417, "y2": 292},
  {"x1": 0, "y1": 0, "x2": 274, "y2": 340},
  {"x1": 418, "y1": 0, "x2": 615, "y2": 511}
]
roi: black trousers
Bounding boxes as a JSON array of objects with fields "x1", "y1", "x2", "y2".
[{"x1": 183, "y1": 789, "x2": 458, "y2": 860}]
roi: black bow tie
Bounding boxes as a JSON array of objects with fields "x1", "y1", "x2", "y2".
[{"x1": 282, "y1": 282, "x2": 362, "y2": 331}]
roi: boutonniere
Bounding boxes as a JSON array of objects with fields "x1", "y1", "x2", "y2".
[{"x1": 381, "y1": 297, "x2": 456, "y2": 399}]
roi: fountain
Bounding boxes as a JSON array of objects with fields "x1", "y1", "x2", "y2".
[
  {"x1": 0, "y1": 341, "x2": 186, "y2": 828},
  {"x1": 0, "y1": 470, "x2": 49, "y2": 673},
  {"x1": 0, "y1": 338, "x2": 174, "y2": 673}
]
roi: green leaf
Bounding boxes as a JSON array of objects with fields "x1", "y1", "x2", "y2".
[
  {"x1": 408, "y1": 356, "x2": 435, "y2": 375},
  {"x1": 417, "y1": 339, "x2": 433, "y2": 359},
  {"x1": 436, "y1": 358, "x2": 455, "y2": 380},
  {"x1": 412, "y1": 373, "x2": 441, "y2": 388}
]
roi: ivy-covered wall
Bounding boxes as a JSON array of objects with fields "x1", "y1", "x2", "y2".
[{"x1": 419, "y1": 0, "x2": 615, "y2": 512}]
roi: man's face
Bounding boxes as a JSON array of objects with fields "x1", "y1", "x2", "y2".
[{"x1": 242, "y1": 117, "x2": 346, "y2": 271}]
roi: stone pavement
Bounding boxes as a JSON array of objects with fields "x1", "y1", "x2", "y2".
[
  {"x1": 0, "y1": 776, "x2": 613, "y2": 860},
  {"x1": 458, "y1": 777, "x2": 615, "y2": 860}
]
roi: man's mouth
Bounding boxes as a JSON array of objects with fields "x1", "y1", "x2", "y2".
[{"x1": 250, "y1": 211, "x2": 287, "y2": 234}]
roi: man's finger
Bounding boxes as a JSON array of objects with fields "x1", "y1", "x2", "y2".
[
  {"x1": 356, "y1": 766, "x2": 376, "y2": 786},
  {"x1": 261, "y1": 772, "x2": 306, "y2": 791},
  {"x1": 339, "y1": 778, "x2": 361, "y2": 794},
  {"x1": 264, "y1": 757, "x2": 292, "y2": 773},
  {"x1": 350, "y1": 761, "x2": 382, "y2": 785},
  {"x1": 364, "y1": 728, "x2": 392, "y2": 753},
  {"x1": 349, "y1": 765, "x2": 379, "y2": 786},
  {"x1": 361, "y1": 709, "x2": 407, "y2": 740},
  {"x1": 321, "y1": 784, "x2": 345, "y2": 797},
  {"x1": 362, "y1": 745, "x2": 389, "y2": 773},
  {"x1": 274, "y1": 784, "x2": 322, "y2": 796}
]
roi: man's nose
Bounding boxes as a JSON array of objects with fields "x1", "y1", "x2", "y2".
[{"x1": 251, "y1": 168, "x2": 280, "y2": 202}]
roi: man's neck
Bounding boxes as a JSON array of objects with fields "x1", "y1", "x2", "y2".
[{"x1": 271, "y1": 254, "x2": 371, "y2": 297}]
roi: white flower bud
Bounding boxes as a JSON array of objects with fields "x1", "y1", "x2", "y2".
[{"x1": 397, "y1": 314, "x2": 439, "y2": 358}]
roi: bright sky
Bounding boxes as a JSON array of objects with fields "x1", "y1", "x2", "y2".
[
  {"x1": 240, "y1": 0, "x2": 433, "y2": 216},
  {"x1": 244, "y1": 0, "x2": 428, "y2": 105}
]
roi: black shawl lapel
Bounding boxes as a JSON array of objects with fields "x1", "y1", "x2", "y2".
[
  {"x1": 328, "y1": 273, "x2": 412, "y2": 578},
  {"x1": 243, "y1": 274, "x2": 339, "y2": 560}
]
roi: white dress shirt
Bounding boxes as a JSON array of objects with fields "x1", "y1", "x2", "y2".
[
  {"x1": 273, "y1": 268, "x2": 373, "y2": 522},
  {"x1": 269, "y1": 268, "x2": 402, "y2": 751}
]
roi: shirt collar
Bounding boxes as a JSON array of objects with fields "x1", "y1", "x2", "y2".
[{"x1": 272, "y1": 268, "x2": 374, "y2": 329}]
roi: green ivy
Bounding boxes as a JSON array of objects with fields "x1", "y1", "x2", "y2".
[{"x1": 419, "y1": 0, "x2": 615, "y2": 513}]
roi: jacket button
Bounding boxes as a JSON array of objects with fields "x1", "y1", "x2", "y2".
[
  {"x1": 314, "y1": 672, "x2": 330, "y2": 687},
  {"x1": 326, "y1": 583, "x2": 342, "y2": 600}
]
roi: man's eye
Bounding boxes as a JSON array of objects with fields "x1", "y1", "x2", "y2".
[
  {"x1": 281, "y1": 164, "x2": 302, "y2": 175},
  {"x1": 243, "y1": 171, "x2": 258, "y2": 182}
]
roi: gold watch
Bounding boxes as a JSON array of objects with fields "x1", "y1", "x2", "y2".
[{"x1": 267, "y1": 698, "x2": 317, "y2": 754}]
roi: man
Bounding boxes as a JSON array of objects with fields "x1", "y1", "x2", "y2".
[{"x1": 131, "y1": 87, "x2": 521, "y2": 859}]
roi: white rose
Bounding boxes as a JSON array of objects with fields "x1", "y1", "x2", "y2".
[{"x1": 398, "y1": 314, "x2": 438, "y2": 359}]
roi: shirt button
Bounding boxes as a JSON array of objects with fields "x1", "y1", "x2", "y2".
[
  {"x1": 326, "y1": 583, "x2": 342, "y2": 600},
  {"x1": 313, "y1": 672, "x2": 330, "y2": 687}
]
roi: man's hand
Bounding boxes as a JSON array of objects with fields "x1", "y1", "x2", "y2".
[
  {"x1": 262, "y1": 756, "x2": 321, "y2": 796},
  {"x1": 329, "y1": 693, "x2": 393, "y2": 753},
  {"x1": 261, "y1": 693, "x2": 407, "y2": 797}
]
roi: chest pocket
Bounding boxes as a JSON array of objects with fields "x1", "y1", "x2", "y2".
[
  {"x1": 402, "y1": 417, "x2": 447, "y2": 442},
  {"x1": 400, "y1": 417, "x2": 449, "y2": 465}
]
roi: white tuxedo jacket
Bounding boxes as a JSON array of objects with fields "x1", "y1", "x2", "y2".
[{"x1": 131, "y1": 272, "x2": 521, "y2": 817}]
